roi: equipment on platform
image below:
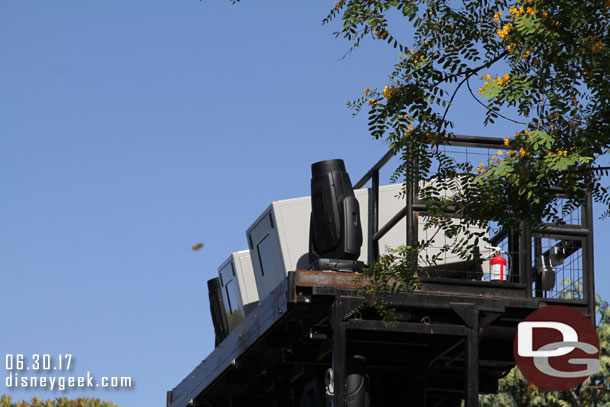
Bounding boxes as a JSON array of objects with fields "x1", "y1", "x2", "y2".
[
  {"x1": 484, "y1": 246, "x2": 509, "y2": 281},
  {"x1": 217, "y1": 250, "x2": 259, "y2": 333},
  {"x1": 539, "y1": 245, "x2": 565, "y2": 291},
  {"x1": 206, "y1": 277, "x2": 229, "y2": 346},
  {"x1": 170, "y1": 138, "x2": 595, "y2": 407},
  {"x1": 308, "y1": 159, "x2": 364, "y2": 272},
  {"x1": 346, "y1": 355, "x2": 369, "y2": 407}
]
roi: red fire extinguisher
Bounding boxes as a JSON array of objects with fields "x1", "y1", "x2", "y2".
[{"x1": 485, "y1": 246, "x2": 509, "y2": 281}]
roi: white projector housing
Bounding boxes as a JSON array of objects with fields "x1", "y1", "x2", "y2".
[{"x1": 217, "y1": 250, "x2": 259, "y2": 332}]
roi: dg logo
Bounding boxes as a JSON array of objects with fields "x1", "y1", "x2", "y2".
[{"x1": 514, "y1": 305, "x2": 601, "y2": 391}]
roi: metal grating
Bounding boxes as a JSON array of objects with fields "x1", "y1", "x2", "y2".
[{"x1": 531, "y1": 237, "x2": 584, "y2": 299}]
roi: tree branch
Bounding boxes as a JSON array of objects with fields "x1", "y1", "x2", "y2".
[{"x1": 465, "y1": 77, "x2": 529, "y2": 125}]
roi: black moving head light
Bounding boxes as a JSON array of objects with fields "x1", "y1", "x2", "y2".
[
  {"x1": 309, "y1": 159, "x2": 364, "y2": 272},
  {"x1": 207, "y1": 277, "x2": 229, "y2": 346}
]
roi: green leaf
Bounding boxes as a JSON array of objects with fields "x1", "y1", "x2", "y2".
[{"x1": 481, "y1": 80, "x2": 501, "y2": 99}]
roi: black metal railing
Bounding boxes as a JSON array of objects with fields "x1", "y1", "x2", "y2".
[
  {"x1": 352, "y1": 134, "x2": 595, "y2": 318},
  {"x1": 352, "y1": 134, "x2": 511, "y2": 265}
]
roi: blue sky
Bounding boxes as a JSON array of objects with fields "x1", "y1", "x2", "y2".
[{"x1": 1, "y1": 2, "x2": 608, "y2": 407}]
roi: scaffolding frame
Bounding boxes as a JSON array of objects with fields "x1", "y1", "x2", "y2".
[{"x1": 168, "y1": 134, "x2": 596, "y2": 407}]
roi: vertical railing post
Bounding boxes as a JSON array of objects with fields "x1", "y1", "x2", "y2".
[
  {"x1": 405, "y1": 155, "x2": 419, "y2": 250},
  {"x1": 522, "y1": 223, "x2": 532, "y2": 297},
  {"x1": 406, "y1": 181, "x2": 414, "y2": 247},
  {"x1": 584, "y1": 191, "x2": 596, "y2": 324},
  {"x1": 371, "y1": 170, "x2": 380, "y2": 263},
  {"x1": 534, "y1": 237, "x2": 542, "y2": 297},
  {"x1": 508, "y1": 228, "x2": 520, "y2": 282}
]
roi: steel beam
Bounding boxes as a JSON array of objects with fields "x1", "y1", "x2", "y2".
[{"x1": 347, "y1": 319, "x2": 469, "y2": 336}]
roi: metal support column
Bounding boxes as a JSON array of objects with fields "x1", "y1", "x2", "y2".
[
  {"x1": 465, "y1": 309, "x2": 480, "y2": 407},
  {"x1": 332, "y1": 296, "x2": 347, "y2": 407}
]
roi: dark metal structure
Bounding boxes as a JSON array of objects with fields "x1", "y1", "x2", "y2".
[{"x1": 168, "y1": 135, "x2": 595, "y2": 407}]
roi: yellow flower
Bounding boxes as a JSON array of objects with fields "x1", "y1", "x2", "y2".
[
  {"x1": 519, "y1": 148, "x2": 526, "y2": 157},
  {"x1": 524, "y1": 129, "x2": 529, "y2": 134},
  {"x1": 542, "y1": 11, "x2": 549, "y2": 17},
  {"x1": 483, "y1": 74, "x2": 491, "y2": 80},
  {"x1": 478, "y1": 87, "x2": 484, "y2": 94},
  {"x1": 496, "y1": 73, "x2": 510, "y2": 86},
  {"x1": 507, "y1": 150, "x2": 514, "y2": 155},
  {"x1": 504, "y1": 138, "x2": 509, "y2": 146},
  {"x1": 484, "y1": 81, "x2": 489, "y2": 87},
  {"x1": 408, "y1": 124, "x2": 414, "y2": 130},
  {"x1": 497, "y1": 150, "x2": 503, "y2": 155},
  {"x1": 479, "y1": 162, "x2": 484, "y2": 167},
  {"x1": 497, "y1": 10, "x2": 503, "y2": 16},
  {"x1": 364, "y1": 87, "x2": 371, "y2": 95},
  {"x1": 383, "y1": 86, "x2": 391, "y2": 99},
  {"x1": 497, "y1": 23, "x2": 513, "y2": 40},
  {"x1": 592, "y1": 41, "x2": 603, "y2": 53},
  {"x1": 368, "y1": 98, "x2": 377, "y2": 106}
]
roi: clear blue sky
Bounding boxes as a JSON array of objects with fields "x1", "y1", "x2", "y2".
[{"x1": 1, "y1": 2, "x2": 608, "y2": 407}]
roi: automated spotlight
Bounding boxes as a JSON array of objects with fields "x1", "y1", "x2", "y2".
[
  {"x1": 309, "y1": 159, "x2": 364, "y2": 272},
  {"x1": 207, "y1": 278, "x2": 229, "y2": 346}
]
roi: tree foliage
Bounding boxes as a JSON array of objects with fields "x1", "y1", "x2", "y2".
[
  {"x1": 479, "y1": 296, "x2": 610, "y2": 406},
  {"x1": 324, "y1": 0, "x2": 610, "y2": 263},
  {"x1": 0, "y1": 396, "x2": 118, "y2": 407}
]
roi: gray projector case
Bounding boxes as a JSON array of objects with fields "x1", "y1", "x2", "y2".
[{"x1": 217, "y1": 250, "x2": 260, "y2": 333}]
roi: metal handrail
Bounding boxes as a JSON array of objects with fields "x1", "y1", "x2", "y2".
[
  {"x1": 353, "y1": 134, "x2": 507, "y2": 264},
  {"x1": 353, "y1": 148, "x2": 395, "y2": 190}
]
